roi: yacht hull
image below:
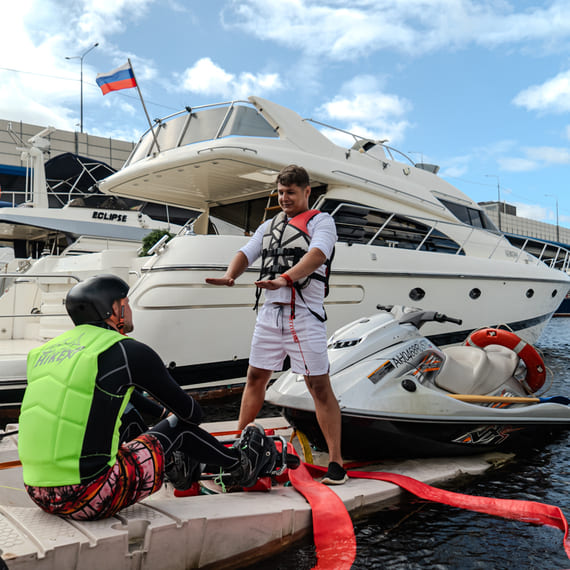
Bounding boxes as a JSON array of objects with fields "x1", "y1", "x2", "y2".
[{"x1": 124, "y1": 233, "x2": 565, "y2": 391}]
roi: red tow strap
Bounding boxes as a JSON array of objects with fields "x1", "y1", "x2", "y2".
[
  {"x1": 349, "y1": 468, "x2": 570, "y2": 560},
  {"x1": 288, "y1": 456, "x2": 356, "y2": 569},
  {"x1": 288, "y1": 459, "x2": 570, "y2": 568}
]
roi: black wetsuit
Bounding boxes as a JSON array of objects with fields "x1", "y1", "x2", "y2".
[{"x1": 91, "y1": 334, "x2": 240, "y2": 478}]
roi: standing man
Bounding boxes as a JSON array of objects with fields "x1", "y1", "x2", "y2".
[
  {"x1": 18, "y1": 274, "x2": 277, "y2": 520},
  {"x1": 206, "y1": 165, "x2": 346, "y2": 484}
]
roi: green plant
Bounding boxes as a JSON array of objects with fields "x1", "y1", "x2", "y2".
[{"x1": 139, "y1": 229, "x2": 174, "y2": 257}]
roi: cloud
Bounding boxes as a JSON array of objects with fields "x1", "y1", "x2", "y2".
[
  {"x1": 224, "y1": 0, "x2": 570, "y2": 60},
  {"x1": 0, "y1": 0, "x2": 157, "y2": 131},
  {"x1": 316, "y1": 75, "x2": 411, "y2": 145},
  {"x1": 439, "y1": 155, "x2": 471, "y2": 178},
  {"x1": 498, "y1": 145, "x2": 570, "y2": 172},
  {"x1": 497, "y1": 156, "x2": 539, "y2": 172},
  {"x1": 511, "y1": 200, "x2": 570, "y2": 225},
  {"x1": 178, "y1": 57, "x2": 282, "y2": 99},
  {"x1": 512, "y1": 202, "x2": 549, "y2": 222},
  {"x1": 513, "y1": 70, "x2": 570, "y2": 113},
  {"x1": 530, "y1": 146, "x2": 570, "y2": 164},
  {"x1": 72, "y1": 0, "x2": 155, "y2": 39}
]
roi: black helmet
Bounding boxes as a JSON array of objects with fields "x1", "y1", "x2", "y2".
[{"x1": 65, "y1": 274, "x2": 129, "y2": 326}]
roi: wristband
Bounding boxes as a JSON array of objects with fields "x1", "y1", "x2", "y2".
[{"x1": 280, "y1": 273, "x2": 294, "y2": 287}]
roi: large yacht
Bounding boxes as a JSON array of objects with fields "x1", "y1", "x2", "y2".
[{"x1": 45, "y1": 97, "x2": 570, "y2": 394}]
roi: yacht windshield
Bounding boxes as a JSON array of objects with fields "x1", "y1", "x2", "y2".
[
  {"x1": 127, "y1": 103, "x2": 278, "y2": 166},
  {"x1": 436, "y1": 198, "x2": 498, "y2": 232}
]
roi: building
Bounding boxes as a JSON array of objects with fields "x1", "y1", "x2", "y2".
[{"x1": 479, "y1": 201, "x2": 570, "y2": 246}]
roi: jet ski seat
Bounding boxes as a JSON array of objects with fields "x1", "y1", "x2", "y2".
[{"x1": 436, "y1": 344, "x2": 519, "y2": 395}]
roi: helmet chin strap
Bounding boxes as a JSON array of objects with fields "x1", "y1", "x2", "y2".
[{"x1": 109, "y1": 299, "x2": 127, "y2": 335}]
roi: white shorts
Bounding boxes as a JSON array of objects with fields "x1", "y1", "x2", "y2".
[{"x1": 249, "y1": 303, "x2": 330, "y2": 376}]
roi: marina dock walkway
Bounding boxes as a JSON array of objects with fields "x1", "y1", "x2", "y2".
[{"x1": 0, "y1": 417, "x2": 511, "y2": 569}]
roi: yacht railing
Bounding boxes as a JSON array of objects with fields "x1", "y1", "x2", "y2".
[
  {"x1": 0, "y1": 188, "x2": 132, "y2": 209},
  {"x1": 513, "y1": 237, "x2": 570, "y2": 272},
  {"x1": 0, "y1": 273, "x2": 81, "y2": 280},
  {"x1": 1, "y1": 313, "x2": 69, "y2": 319},
  {"x1": 124, "y1": 100, "x2": 420, "y2": 172},
  {"x1": 125, "y1": 100, "x2": 278, "y2": 167},
  {"x1": 125, "y1": 100, "x2": 421, "y2": 171},
  {"x1": 0, "y1": 274, "x2": 81, "y2": 321},
  {"x1": 323, "y1": 201, "x2": 570, "y2": 272},
  {"x1": 303, "y1": 118, "x2": 416, "y2": 166}
]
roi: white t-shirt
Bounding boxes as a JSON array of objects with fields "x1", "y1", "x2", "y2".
[{"x1": 239, "y1": 212, "x2": 337, "y2": 316}]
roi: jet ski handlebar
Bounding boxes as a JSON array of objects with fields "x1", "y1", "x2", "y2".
[
  {"x1": 433, "y1": 313, "x2": 462, "y2": 325},
  {"x1": 376, "y1": 305, "x2": 462, "y2": 329}
]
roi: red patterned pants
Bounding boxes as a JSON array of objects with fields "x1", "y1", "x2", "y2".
[{"x1": 25, "y1": 434, "x2": 164, "y2": 520}]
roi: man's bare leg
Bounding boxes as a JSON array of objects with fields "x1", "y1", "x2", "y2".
[
  {"x1": 304, "y1": 373, "x2": 343, "y2": 465},
  {"x1": 237, "y1": 366, "x2": 273, "y2": 430}
]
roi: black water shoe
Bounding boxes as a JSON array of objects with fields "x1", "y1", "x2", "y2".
[
  {"x1": 321, "y1": 461, "x2": 348, "y2": 485},
  {"x1": 229, "y1": 423, "x2": 277, "y2": 488},
  {"x1": 165, "y1": 451, "x2": 203, "y2": 491}
]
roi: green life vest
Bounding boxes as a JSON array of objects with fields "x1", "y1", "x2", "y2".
[{"x1": 19, "y1": 325, "x2": 131, "y2": 486}]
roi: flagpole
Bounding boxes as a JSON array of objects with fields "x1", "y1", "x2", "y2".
[{"x1": 128, "y1": 58, "x2": 161, "y2": 153}]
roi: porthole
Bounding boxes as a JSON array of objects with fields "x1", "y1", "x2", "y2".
[
  {"x1": 409, "y1": 287, "x2": 425, "y2": 301},
  {"x1": 469, "y1": 288, "x2": 481, "y2": 300},
  {"x1": 552, "y1": 289, "x2": 558, "y2": 298},
  {"x1": 526, "y1": 289, "x2": 535, "y2": 299}
]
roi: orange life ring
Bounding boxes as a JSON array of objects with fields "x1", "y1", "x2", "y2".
[{"x1": 465, "y1": 328, "x2": 545, "y2": 393}]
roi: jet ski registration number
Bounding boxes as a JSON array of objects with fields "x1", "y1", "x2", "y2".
[{"x1": 391, "y1": 340, "x2": 432, "y2": 367}]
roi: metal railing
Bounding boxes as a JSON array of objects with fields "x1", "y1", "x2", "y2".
[
  {"x1": 0, "y1": 273, "x2": 81, "y2": 319},
  {"x1": 125, "y1": 99, "x2": 420, "y2": 170},
  {"x1": 322, "y1": 201, "x2": 570, "y2": 272},
  {"x1": 124, "y1": 100, "x2": 270, "y2": 166},
  {"x1": 513, "y1": 238, "x2": 570, "y2": 272},
  {"x1": 1, "y1": 313, "x2": 69, "y2": 319},
  {"x1": 0, "y1": 273, "x2": 81, "y2": 280},
  {"x1": 0, "y1": 188, "x2": 101, "y2": 208}
]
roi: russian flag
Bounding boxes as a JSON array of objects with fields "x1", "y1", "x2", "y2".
[{"x1": 96, "y1": 62, "x2": 137, "y2": 95}]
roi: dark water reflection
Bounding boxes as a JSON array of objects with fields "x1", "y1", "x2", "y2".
[{"x1": 207, "y1": 318, "x2": 570, "y2": 570}]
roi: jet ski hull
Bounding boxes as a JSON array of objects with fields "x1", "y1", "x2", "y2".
[{"x1": 283, "y1": 406, "x2": 570, "y2": 460}]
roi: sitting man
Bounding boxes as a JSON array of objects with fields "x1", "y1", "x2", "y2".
[{"x1": 18, "y1": 274, "x2": 276, "y2": 520}]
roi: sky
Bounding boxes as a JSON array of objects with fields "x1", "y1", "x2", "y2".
[{"x1": 2, "y1": 0, "x2": 570, "y2": 228}]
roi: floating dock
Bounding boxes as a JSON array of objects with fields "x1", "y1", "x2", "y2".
[{"x1": 0, "y1": 418, "x2": 511, "y2": 569}]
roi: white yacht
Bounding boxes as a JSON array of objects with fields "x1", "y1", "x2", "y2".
[
  {"x1": 0, "y1": 126, "x2": 185, "y2": 259},
  {"x1": 0, "y1": 127, "x2": 190, "y2": 412},
  {"x1": 6, "y1": 97, "x2": 570, "y2": 404}
]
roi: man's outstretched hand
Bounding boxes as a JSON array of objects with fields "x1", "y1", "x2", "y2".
[
  {"x1": 254, "y1": 276, "x2": 288, "y2": 290},
  {"x1": 205, "y1": 277, "x2": 235, "y2": 287}
]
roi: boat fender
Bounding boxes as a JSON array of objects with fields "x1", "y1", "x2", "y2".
[{"x1": 464, "y1": 328, "x2": 545, "y2": 393}]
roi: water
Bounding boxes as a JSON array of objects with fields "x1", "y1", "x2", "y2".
[{"x1": 205, "y1": 319, "x2": 570, "y2": 569}]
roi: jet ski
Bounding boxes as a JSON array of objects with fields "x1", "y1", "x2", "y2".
[{"x1": 265, "y1": 305, "x2": 570, "y2": 460}]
